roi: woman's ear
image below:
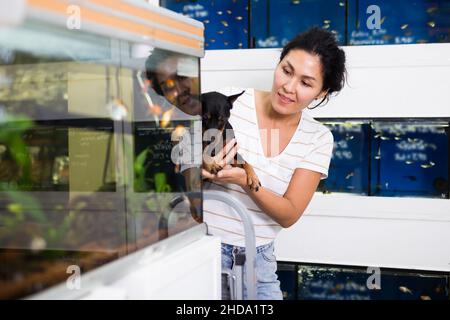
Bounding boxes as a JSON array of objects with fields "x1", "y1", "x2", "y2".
[
  {"x1": 316, "y1": 89, "x2": 329, "y2": 100},
  {"x1": 227, "y1": 90, "x2": 245, "y2": 107}
]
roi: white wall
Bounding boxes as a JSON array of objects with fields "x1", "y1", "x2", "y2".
[
  {"x1": 201, "y1": 44, "x2": 450, "y2": 271},
  {"x1": 276, "y1": 194, "x2": 450, "y2": 272},
  {"x1": 146, "y1": 0, "x2": 160, "y2": 6},
  {"x1": 201, "y1": 43, "x2": 450, "y2": 118}
]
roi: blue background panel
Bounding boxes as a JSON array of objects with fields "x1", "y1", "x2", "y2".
[
  {"x1": 319, "y1": 121, "x2": 449, "y2": 199},
  {"x1": 319, "y1": 122, "x2": 370, "y2": 195},
  {"x1": 162, "y1": 0, "x2": 449, "y2": 48},
  {"x1": 293, "y1": 264, "x2": 449, "y2": 300},
  {"x1": 370, "y1": 122, "x2": 449, "y2": 198},
  {"x1": 251, "y1": 0, "x2": 346, "y2": 47},
  {"x1": 349, "y1": 0, "x2": 450, "y2": 45},
  {"x1": 161, "y1": 0, "x2": 249, "y2": 49}
]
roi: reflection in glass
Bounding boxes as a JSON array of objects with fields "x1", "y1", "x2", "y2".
[
  {"x1": 132, "y1": 48, "x2": 203, "y2": 246},
  {"x1": 0, "y1": 22, "x2": 202, "y2": 298}
]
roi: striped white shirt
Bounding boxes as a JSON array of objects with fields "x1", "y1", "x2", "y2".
[{"x1": 203, "y1": 87, "x2": 334, "y2": 247}]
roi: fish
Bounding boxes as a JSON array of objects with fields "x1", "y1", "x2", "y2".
[
  {"x1": 374, "y1": 147, "x2": 381, "y2": 160},
  {"x1": 106, "y1": 98, "x2": 128, "y2": 121},
  {"x1": 399, "y1": 286, "x2": 413, "y2": 294},
  {"x1": 146, "y1": 103, "x2": 162, "y2": 116},
  {"x1": 161, "y1": 107, "x2": 175, "y2": 128},
  {"x1": 421, "y1": 161, "x2": 435, "y2": 169},
  {"x1": 172, "y1": 125, "x2": 187, "y2": 142}
]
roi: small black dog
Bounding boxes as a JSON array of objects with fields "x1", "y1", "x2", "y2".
[{"x1": 201, "y1": 91, "x2": 261, "y2": 192}]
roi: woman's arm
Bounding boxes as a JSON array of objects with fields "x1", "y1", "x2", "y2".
[
  {"x1": 211, "y1": 166, "x2": 322, "y2": 228},
  {"x1": 247, "y1": 168, "x2": 322, "y2": 227}
]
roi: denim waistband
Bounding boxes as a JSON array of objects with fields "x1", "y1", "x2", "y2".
[{"x1": 221, "y1": 241, "x2": 273, "y2": 254}]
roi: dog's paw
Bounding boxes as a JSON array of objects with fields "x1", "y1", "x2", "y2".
[
  {"x1": 247, "y1": 172, "x2": 261, "y2": 192},
  {"x1": 210, "y1": 161, "x2": 223, "y2": 174},
  {"x1": 203, "y1": 159, "x2": 223, "y2": 175}
]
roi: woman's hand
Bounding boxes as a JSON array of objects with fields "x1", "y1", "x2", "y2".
[
  {"x1": 203, "y1": 164, "x2": 247, "y2": 188},
  {"x1": 202, "y1": 138, "x2": 248, "y2": 188},
  {"x1": 202, "y1": 138, "x2": 237, "y2": 178},
  {"x1": 214, "y1": 164, "x2": 247, "y2": 188}
]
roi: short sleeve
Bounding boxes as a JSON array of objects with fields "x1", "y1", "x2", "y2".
[{"x1": 297, "y1": 128, "x2": 334, "y2": 179}]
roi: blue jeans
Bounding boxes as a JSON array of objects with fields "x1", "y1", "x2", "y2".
[{"x1": 221, "y1": 242, "x2": 283, "y2": 300}]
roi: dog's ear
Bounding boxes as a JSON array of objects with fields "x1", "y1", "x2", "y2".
[{"x1": 227, "y1": 90, "x2": 245, "y2": 108}]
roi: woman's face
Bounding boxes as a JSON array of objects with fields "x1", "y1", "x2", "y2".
[{"x1": 270, "y1": 49, "x2": 326, "y2": 116}]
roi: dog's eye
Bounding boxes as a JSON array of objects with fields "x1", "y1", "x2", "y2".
[{"x1": 202, "y1": 114, "x2": 211, "y2": 120}]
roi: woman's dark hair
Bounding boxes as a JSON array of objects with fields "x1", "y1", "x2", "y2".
[{"x1": 280, "y1": 27, "x2": 347, "y2": 109}]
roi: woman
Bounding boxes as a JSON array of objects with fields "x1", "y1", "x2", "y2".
[{"x1": 202, "y1": 27, "x2": 347, "y2": 300}]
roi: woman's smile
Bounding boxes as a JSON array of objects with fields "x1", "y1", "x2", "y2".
[{"x1": 277, "y1": 92, "x2": 295, "y2": 105}]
